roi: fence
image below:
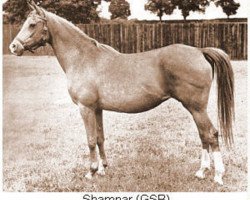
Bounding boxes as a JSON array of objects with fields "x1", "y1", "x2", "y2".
[{"x1": 3, "y1": 20, "x2": 247, "y2": 60}]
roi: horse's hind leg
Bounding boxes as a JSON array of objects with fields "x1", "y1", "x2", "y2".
[
  {"x1": 189, "y1": 108, "x2": 225, "y2": 185},
  {"x1": 95, "y1": 110, "x2": 108, "y2": 176},
  {"x1": 190, "y1": 110, "x2": 213, "y2": 178}
]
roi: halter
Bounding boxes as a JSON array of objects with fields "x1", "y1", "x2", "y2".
[{"x1": 16, "y1": 15, "x2": 49, "y2": 53}]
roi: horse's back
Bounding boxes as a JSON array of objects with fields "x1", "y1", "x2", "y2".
[
  {"x1": 120, "y1": 43, "x2": 212, "y2": 81},
  {"x1": 119, "y1": 43, "x2": 213, "y2": 91}
]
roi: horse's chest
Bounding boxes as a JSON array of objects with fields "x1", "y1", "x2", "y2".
[{"x1": 67, "y1": 78, "x2": 98, "y2": 108}]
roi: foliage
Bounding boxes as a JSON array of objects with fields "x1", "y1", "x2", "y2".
[
  {"x1": 108, "y1": 0, "x2": 131, "y2": 20},
  {"x1": 172, "y1": 0, "x2": 210, "y2": 20},
  {"x1": 3, "y1": 0, "x2": 30, "y2": 24},
  {"x1": 213, "y1": 0, "x2": 240, "y2": 18},
  {"x1": 145, "y1": 0, "x2": 175, "y2": 21},
  {"x1": 3, "y1": 0, "x2": 102, "y2": 24}
]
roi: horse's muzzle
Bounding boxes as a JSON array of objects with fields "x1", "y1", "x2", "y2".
[{"x1": 9, "y1": 40, "x2": 24, "y2": 56}]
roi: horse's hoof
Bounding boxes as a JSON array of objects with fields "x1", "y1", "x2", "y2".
[
  {"x1": 214, "y1": 175, "x2": 223, "y2": 185},
  {"x1": 97, "y1": 169, "x2": 106, "y2": 176},
  {"x1": 85, "y1": 172, "x2": 93, "y2": 180},
  {"x1": 195, "y1": 170, "x2": 205, "y2": 179},
  {"x1": 103, "y1": 163, "x2": 108, "y2": 168}
]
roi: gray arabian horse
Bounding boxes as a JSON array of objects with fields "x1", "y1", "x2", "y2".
[{"x1": 10, "y1": 0, "x2": 234, "y2": 185}]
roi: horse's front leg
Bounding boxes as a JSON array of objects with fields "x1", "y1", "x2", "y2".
[
  {"x1": 96, "y1": 109, "x2": 108, "y2": 176},
  {"x1": 79, "y1": 105, "x2": 99, "y2": 179}
]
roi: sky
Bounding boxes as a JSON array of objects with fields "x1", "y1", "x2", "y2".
[{"x1": 98, "y1": 0, "x2": 248, "y2": 20}]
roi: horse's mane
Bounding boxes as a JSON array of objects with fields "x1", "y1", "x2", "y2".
[
  {"x1": 44, "y1": 9, "x2": 119, "y2": 54},
  {"x1": 98, "y1": 43, "x2": 120, "y2": 54}
]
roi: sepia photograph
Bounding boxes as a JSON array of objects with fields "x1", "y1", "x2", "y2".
[{"x1": 2, "y1": 0, "x2": 248, "y2": 195}]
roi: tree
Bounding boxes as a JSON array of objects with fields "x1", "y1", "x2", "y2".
[
  {"x1": 172, "y1": 0, "x2": 210, "y2": 20},
  {"x1": 3, "y1": 0, "x2": 102, "y2": 24},
  {"x1": 213, "y1": 0, "x2": 240, "y2": 18},
  {"x1": 145, "y1": 0, "x2": 175, "y2": 22},
  {"x1": 3, "y1": 0, "x2": 30, "y2": 24},
  {"x1": 52, "y1": 0, "x2": 102, "y2": 23},
  {"x1": 108, "y1": 0, "x2": 131, "y2": 20}
]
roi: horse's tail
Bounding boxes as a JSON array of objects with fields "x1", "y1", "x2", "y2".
[{"x1": 201, "y1": 47, "x2": 235, "y2": 147}]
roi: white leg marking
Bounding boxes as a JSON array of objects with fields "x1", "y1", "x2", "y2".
[
  {"x1": 195, "y1": 149, "x2": 210, "y2": 179},
  {"x1": 201, "y1": 149, "x2": 211, "y2": 169},
  {"x1": 213, "y1": 151, "x2": 225, "y2": 185},
  {"x1": 85, "y1": 162, "x2": 98, "y2": 180},
  {"x1": 85, "y1": 171, "x2": 93, "y2": 180},
  {"x1": 97, "y1": 159, "x2": 106, "y2": 176}
]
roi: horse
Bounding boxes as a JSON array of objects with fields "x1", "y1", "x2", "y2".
[{"x1": 9, "y1": 0, "x2": 234, "y2": 186}]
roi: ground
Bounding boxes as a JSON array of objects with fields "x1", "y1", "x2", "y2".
[{"x1": 3, "y1": 55, "x2": 247, "y2": 192}]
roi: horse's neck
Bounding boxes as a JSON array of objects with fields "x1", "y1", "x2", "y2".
[{"x1": 45, "y1": 11, "x2": 97, "y2": 72}]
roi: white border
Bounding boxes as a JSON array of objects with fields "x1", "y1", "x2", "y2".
[
  {"x1": 1, "y1": 0, "x2": 4, "y2": 195},
  {"x1": 0, "y1": 192, "x2": 248, "y2": 200}
]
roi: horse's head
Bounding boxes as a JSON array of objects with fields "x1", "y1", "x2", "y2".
[{"x1": 9, "y1": 0, "x2": 49, "y2": 56}]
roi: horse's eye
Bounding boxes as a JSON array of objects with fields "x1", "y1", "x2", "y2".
[{"x1": 29, "y1": 23, "x2": 36, "y2": 28}]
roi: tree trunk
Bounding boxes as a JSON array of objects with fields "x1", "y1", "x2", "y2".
[
  {"x1": 158, "y1": 11, "x2": 163, "y2": 22},
  {"x1": 182, "y1": 10, "x2": 188, "y2": 21}
]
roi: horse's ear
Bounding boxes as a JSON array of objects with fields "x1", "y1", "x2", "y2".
[
  {"x1": 27, "y1": 0, "x2": 36, "y2": 11},
  {"x1": 27, "y1": 0, "x2": 45, "y2": 18}
]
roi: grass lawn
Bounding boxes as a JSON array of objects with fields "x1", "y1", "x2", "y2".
[{"x1": 3, "y1": 55, "x2": 247, "y2": 192}]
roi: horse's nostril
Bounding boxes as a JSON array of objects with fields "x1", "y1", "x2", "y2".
[{"x1": 9, "y1": 42, "x2": 20, "y2": 54}]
